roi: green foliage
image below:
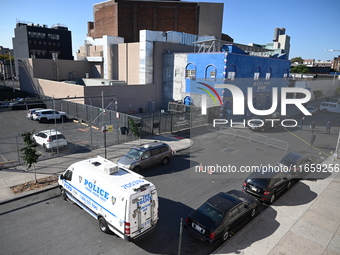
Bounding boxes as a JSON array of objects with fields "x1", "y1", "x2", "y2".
[
  {"x1": 291, "y1": 65, "x2": 310, "y2": 74},
  {"x1": 334, "y1": 87, "x2": 340, "y2": 96},
  {"x1": 290, "y1": 57, "x2": 304, "y2": 64},
  {"x1": 20, "y1": 131, "x2": 40, "y2": 170},
  {"x1": 128, "y1": 117, "x2": 141, "y2": 138},
  {"x1": 0, "y1": 54, "x2": 14, "y2": 62},
  {"x1": 313, "y1": 90, "x2": 323, "y2": 98}
]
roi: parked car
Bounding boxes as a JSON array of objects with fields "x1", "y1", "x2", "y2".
[
  {"x1": 306, "y1": 106, "x2": 318, "y2": 115},
  {"x1": 9, "y1": 98, "x2": 46, "y2": 110},
  {"x1": 277, "y1": 152, "x2": 312, "y2": 179},
  {"x1": 242, "y1": 167, "x2": 292, "y2": 204},
  {"x1": 248, "y1": 112, "x2": 280, "y2": 132},
  {"x1": 117, "y1": 142, "x2": 172, "y2": 173},
  {"x1": 27, "y1": 108, "x2": 44, "y2": 120},
  {"x1": 32, "y1": 109, "x2": 68, "y2": 123},
  {"x1": 319, "y1": 102, "x2": 340, "y2": 113},
  {"x1": 185, "y1": 190, "x2": 258, "y2": 244},
  {"x1": 32, "y1": 129, "x2": 67, "y2": 151}
]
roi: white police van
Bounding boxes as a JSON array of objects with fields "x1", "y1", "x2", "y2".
[{"x1": 58, "y1": 156, "x2": 159, "y2": 241}]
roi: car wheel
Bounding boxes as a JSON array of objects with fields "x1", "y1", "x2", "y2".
[
  {"x1": 222, "y1": 230, "x2": 230, "y2": 242},
  {"x1": 261, "y1": 127, "x2": 265, "y2": 132},
  {"x1": 322, "y1": 109, "x2": 327, "y2": 112},
  {"x1": 98, "y1": 217, "x2": 110, "y2": 234},
  {"x1": 133, "y1": 166, "x2": 141, "y2": 173},
  {"x1": 250, "y1": 207, "x2": 256, "y2": 218},
  {"x1": 60, "y1": 187, "x2": 67, "y2": 200},
  {"x1": 43, "y1": 144, "x2": 50, "y2": 152},
  {"x1": 286, "y1": 181, "x2": 291, "y2": 190},
  {"x1": 40, "y1": 117, "x2": 47, "y2": 123},
  {"x1": 162, "y1": 157, "x2": 169, "y2": 165},
  {"x1": 269, "y1": 193, "x2": 276, "y2": 204}
]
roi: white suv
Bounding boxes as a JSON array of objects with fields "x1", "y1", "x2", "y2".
[
  {"x1": 32, "y1": 129, "x2": 67, "y2": 151},
  {"x1": 33, "y1": 109, "x2": 68, "y2": 122}
]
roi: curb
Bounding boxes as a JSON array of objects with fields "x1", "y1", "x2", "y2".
[
  {"x1": 0, "y1": 184, "x2": 59, "y2": 205},
  {"x1": 0, "y1": 136, "x2": 195, "y2": 205}
]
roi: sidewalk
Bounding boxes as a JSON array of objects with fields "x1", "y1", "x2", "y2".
[
  {"x1": 213, "y1": 157, "x2": 340, "y2": 255},
  {"x1": 0, "y1": 133, "x2": 193, "y2": 203}
]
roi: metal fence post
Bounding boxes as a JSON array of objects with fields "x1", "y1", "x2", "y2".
[{"x1": 16, "y1": 135, "x2": 21, "y2": 165}]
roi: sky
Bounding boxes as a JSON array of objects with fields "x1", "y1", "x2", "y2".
[{"x1": 1, "y1": 0, "x2": 339, "y2": 61}]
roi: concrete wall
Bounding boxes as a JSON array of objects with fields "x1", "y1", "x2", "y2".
[
  {"x1": 294, "y1": 77, "x2": 340, "y2": 100},
  {"x1": 198, "y1": 2, "x2": 223, "y2": 39},
  {"x1": 118, "y1": 43, "x2": 140, "y2": 84},
  {"x1": 31, "y1": 58, "x2": 92, "y2": 81},
  {"x1": 37, "y1": 79, "x2": 85, "y2": 102},
  {"x1": 160, "y1": 44, "x2": 194, "y2": 106},
  {"x1": 84, "y1": 84, "x2": 157, "y2": 113}
]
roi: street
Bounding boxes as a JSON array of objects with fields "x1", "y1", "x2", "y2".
[{"x1": 0, "y1": 109, "x2": 339, "y2": 254}]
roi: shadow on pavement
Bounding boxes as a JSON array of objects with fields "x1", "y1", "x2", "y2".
[{"x1": 213, "y1": 207, "x2": 279, "y2": 254}]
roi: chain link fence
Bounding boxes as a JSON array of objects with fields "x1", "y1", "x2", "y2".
[{"x1": 0, "y1": 100, "x2": 210, "y2": 169}]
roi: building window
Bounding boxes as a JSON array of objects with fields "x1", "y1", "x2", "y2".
[
  {"x1": 205, "y1": 64, "x2": 217, "y2": 80},
  {"x1": 227, "y1": 64, "x2": 236, "y2": 80},
  {"x1": 185, "y1": 69, "x2": 196, "y2": 79},
  {"x1": 254, "y1": 66, "x2": 261, "y2": 80},
  {"x1": 175, "y1": 69, "x2": 180, "y2": 77},
  {"x1": 266, "y1": 67, "x2": 272, "y2": 80},
  {"x1": 284, "y1": 68, "x2": 289, "y2": 79},
  {"x1": 185, "y1": 63, "x2": 196, "y2": 79}
]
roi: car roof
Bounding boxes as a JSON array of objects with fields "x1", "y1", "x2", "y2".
[
  {"x1": 135, "y1": 142, "x2": 169, "y2": 150},
  {"x1": 246, "y1": 167, "x2": 281, "y2": 179},
  {"x1": 280, "y1": 152, "x2": 304, "y2": 163},
  {"x1": 38, "y1": 129, "x2": 62, "y2": 135},
  {"x1": 206, "y1": 192, "x2": 241, "y2": 212}
]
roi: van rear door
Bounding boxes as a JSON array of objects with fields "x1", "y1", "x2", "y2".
[{"x1": 128, "y1": 187, "x2": 158, "y2": 239}]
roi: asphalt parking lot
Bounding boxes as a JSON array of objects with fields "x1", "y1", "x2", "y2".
[{"x1": 0, "y1": 107, "x2": 132, "y2": 166}]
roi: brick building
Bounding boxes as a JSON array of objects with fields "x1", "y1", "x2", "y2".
[{"x1": 87, "y1": 0, "x2": 225, "y2": 43}]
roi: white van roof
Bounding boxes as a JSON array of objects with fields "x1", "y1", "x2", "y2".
[{"x1": 70, "y1": 156, "x2": 153, "y2": 195}]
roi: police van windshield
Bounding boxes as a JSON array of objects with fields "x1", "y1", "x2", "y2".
[{"x1": 126, "y1": 148, "x2": 143, "y2": 160}]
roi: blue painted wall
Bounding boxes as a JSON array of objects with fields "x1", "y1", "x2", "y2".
[{"x1": 184, "y1": 48, "x2": 291, "y2": 117}]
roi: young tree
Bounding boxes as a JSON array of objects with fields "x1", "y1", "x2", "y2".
[
  {"x1": 20, "y1": 131, "x2": 40, "y2": 182},
  {"x1": 313, "y1": 90, "x2": 324, "y2": 99},
  {"x1": 128, "y1": 117, "x2": 141, "y2": 138}
]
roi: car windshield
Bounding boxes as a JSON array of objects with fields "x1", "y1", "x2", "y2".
[
  {"x1": 126, "y1": 148, "x2": 143, "y2": 160},
  {"x1": 248, "y1": 178, "x2": 268, "y2": 189},
  {"x1": 197, "y1": 202, "x2": 225, "y2": 227}
]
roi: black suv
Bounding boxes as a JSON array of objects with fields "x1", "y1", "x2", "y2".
[
  {"x1": 185, "y1": 190, "x2": 258, "y2": 244},
  {"x1": 242, "y1": 168, "x2": 292, "y2": 204},
  {"x1": 278, "y1": 152, "x2": 312, "y2": 179}
]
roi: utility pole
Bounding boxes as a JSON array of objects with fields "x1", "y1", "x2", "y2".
[{"x1": 8, "y1": 51, "x2": 15, "y2": 91}]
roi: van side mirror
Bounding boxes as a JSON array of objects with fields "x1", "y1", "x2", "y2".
[{"x1": 60, "y1": 174, "x2": 64, "y2": 180}]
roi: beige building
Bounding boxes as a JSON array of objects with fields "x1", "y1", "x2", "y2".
[{"x1": 19, "y1": 30, "x2": 208, "y2": 112}]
